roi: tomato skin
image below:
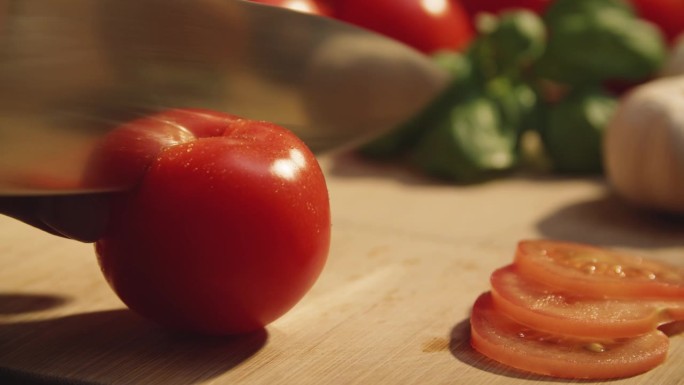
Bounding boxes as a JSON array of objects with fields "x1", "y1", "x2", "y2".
[
  {"x1": 490, "y1": 264, "x2": 684, "y2": 339},
  {"x1": 329, "y1": 0, "x2": 475, "y2": 54},
  {"x1": 460, "y1": 0, "x2": 551, "y2": 17},
  {"x1": 470, "y1": 292, "x2": 670, "y2": 379},
  {"x1": 628, "y1": 0, "x2": 684, "y2": 43},
  {"x1": 85, "y1": 109, "x2": 242, "y2": 189},
  {"x1": 514, "y1": 240, "x2": 684, "y2": 300},
  {"x1": 94, "y1": 111, "x2": 331, "y2": 335}
]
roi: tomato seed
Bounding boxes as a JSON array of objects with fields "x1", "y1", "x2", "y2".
[{"x1": 585, "y1": 342, "x2": 606, "y2": 353}]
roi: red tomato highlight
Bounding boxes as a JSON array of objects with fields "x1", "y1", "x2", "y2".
[
  {"x1": 93, "y1": 110, "x2": 331, "y2": 335},
  {"x1": 470, "y1": 292, "x2": 670, "y2": 379}
]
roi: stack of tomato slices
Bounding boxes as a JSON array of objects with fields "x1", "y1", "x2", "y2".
[{"x1": 470, "y1": 239, "x2": 684, "y2": 379}]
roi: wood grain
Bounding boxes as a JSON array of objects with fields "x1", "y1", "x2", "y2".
[{"x1": 1, "y1": 153, "x2": 684, "y2": 384}]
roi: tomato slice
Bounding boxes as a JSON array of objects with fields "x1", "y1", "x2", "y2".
[
  {"x1": 514, "y1": 240, "x2": 684, "y2": 299},
  {"x1": 470, "y1": 293, "x2": 670, "y2": 379},
  {"x1": 490, "y1": 264, "x2": 684, "y2": 339}
]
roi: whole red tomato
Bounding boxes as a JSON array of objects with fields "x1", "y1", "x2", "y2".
[
  {"x1": 91, "y1": 109, "x2": 331, "y2": 335},
  {"x1": 628, "y1": 0, "x2": 684, "y2": 43},
  {"x1": 328, "y1": 0, "x2": 475, "y2": 54},
  {"x1": 247, "y1": 0, "x2": 331, "y2": 16},
  {"x1": 459, "y1": 0, "x2": 551, "y2": 17}
]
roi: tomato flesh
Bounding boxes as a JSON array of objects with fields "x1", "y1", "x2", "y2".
[
  {"x1": 471, "y1": 239, "x2": 684, "y2": 379},
  {"x1": 491, "y1": 264, "x2": 684, "y2": 339},
  {"x1": 514, "y1": 240, "x2": 684, "y2": 299},
  {"x1": 470, "y1": 293, "x2": 670, "y2": 379}
]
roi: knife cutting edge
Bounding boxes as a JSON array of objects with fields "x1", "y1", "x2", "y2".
[{"x1": 0, "y1": 0, "x2": 450, "y2": 194}]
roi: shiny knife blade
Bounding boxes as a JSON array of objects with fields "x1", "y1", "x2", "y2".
[{"x1": 0, "y1": 0, "x2": 450, "y2": 194}]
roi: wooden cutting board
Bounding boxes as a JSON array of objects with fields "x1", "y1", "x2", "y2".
[{"x1": 1, "y1": 153, "x2": 684, "y2": 385}]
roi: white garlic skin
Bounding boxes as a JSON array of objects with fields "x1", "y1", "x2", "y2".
[
  {"x1": 661, "y1": 34, "x2": 684, "y2": 77},
  {"x1": 604, "y1": 75, "x2": 684, "y2": 214}
]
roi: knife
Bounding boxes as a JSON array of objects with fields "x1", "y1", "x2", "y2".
[{"x1": 0, "y1": 0, "x2": 450, "y2": 194}]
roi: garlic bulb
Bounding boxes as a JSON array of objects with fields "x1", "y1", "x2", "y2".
[
  {"x1": 661, "y1": 34, "x2": 684, "y2": 77},
  {"x1": 603, "y1": 75, "x2": 684, "y2": 214}
]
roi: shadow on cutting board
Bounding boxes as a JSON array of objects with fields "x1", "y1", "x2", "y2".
[
  {"x1": 0, "y1": 309, "x2": 267, "y2": 384},
  {"x1": 0, "y1": 293, "x2": 69, "y2": 315},
  {"x1": 536, "y1": 192, "x2": 684, "y2": 250},
  {"x1": 447, "y1": 319, "x2": 531, "y2": 380}
]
